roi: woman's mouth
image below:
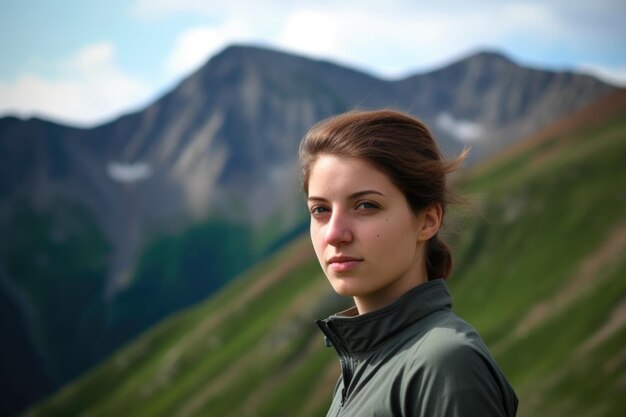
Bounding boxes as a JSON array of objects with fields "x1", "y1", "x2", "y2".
[{"x1": 328, "y1": 256, "x2": 363, "y2": 272}]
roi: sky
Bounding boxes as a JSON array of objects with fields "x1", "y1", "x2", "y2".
[{"x1": 1, "y1": 0, "x2": 625, "y2": 127}]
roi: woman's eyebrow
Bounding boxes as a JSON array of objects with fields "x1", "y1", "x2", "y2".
[
  {"x1": 349, "y1": 190, "x2": 385, "y2": 199},
  {"x1": 307, "y1": 189, "x2": 385, "y2": 202}
]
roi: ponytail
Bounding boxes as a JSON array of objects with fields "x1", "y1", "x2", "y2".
[{"x1": 426, "y1": 234, "x2": 453, "y2": 280}]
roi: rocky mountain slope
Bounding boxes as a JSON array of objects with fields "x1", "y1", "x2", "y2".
[
  {"x1": 0, "y1": 44, "x2": 618, "y2": 416},
  {"x1": 20, "y1": 90, "x2": 626, "y2": 417},
  {"x1": 1, "y1": 45, "x2": 615, "y2": 293}
]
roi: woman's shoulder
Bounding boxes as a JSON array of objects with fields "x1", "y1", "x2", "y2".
[
  {"x1": 391, "y1": 313, "x2": 518, "y2": 417},
  {"x1": 396, "y1": 312, "x2": 519, "y2": 416},
  {"x1": 404, "y1": 310, "x2": 494, "y2": 373}
]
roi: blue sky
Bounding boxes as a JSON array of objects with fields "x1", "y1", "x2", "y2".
[{"x1": 1, "y1": 0, "x2": 625, "y2": 127}]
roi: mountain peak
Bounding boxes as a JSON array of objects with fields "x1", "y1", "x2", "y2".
[
  {"x1": 445, "y1": 49, "x2": 517, "y2": 72},
  {"x1": 204, "y1": 43, "x2": 304, "y2": 68},
  {"x1": 466, "y1": 49, "x2": 514, "y2": 63},
  {"x1": 211, "y1": 43, "x2": 275, "y2": 59}
]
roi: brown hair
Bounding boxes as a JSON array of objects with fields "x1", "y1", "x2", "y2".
[{"x1": 299, "y1": 109, "x2": 467, "y2": 280}]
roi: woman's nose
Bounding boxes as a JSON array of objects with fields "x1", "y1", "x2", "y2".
[{"x1": 325, "y1": 212, "x2": 353, "y2": 246}]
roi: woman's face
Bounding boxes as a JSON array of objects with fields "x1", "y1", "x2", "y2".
[{"x1": 307, "y1": 154, "x2": 436, "y2": 313}]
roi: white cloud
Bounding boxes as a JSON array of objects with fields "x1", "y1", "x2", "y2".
[
  {"x1": 166, "y1": 22, "x2": 252, "y2": 77},
  {"x1": 256, "y1": 2, "x2": 563, "y2": 78},
  {"x1": 68, "y1": 42, "x2": 116, "y2": 71},
  {"x1": 330, "y1": 2, "x2": 558, "y2": 76},
  {"x1": 275, "y1": 10, "x2": 341, "y2": 58},
  {"x1": 0, "y1": 42, "x2": 151, "y2": 127}
]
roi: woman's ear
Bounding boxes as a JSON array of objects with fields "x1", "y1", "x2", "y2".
[{"x1": 418, "y1": 203, "x2": 443, "y2": 241}]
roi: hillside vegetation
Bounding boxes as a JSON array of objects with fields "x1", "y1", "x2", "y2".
[{"x1": 22, "y1": 92, "x2": 626, "y2": 417}]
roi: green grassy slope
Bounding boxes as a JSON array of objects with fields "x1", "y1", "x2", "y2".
[
  {"x1": 448, "y1": 91, "x2": 626, "y2": 416},
  {"x1": 22, "y1": 92, "x2": 626, "y2": 417}
]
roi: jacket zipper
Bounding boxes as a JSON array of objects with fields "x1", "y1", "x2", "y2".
[{"x1": 316, "y1": 319, "x2": 353, "y2": 406}]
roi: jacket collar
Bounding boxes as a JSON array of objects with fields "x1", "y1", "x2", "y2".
[{"x1": 322, "y1": 279, "x2": 452, "y2": 353}]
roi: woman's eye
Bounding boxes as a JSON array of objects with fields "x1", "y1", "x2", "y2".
[
  {"x1": 356, "y1": 202, "x2": 379, "y2": 210},
  {"x1": 310, "y1": 206, "x2": 330, "y2": 215}
]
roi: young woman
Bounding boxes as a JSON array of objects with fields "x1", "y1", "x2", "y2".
[{"x1": 299, "y1": 110, "x2": 518, "y2": 417}]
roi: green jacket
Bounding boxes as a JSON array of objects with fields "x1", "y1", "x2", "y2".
[{"x1": 316, "y1": 279, "x2": 518, "y2": 417}]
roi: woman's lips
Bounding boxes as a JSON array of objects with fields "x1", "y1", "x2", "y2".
[{"x1": 328, "y1": 256, "x2": 363, "y2": 272}]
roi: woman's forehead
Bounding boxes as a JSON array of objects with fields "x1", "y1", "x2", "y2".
[{"x1": 308, "y1": 155, "x2": 396, "y2": 197}]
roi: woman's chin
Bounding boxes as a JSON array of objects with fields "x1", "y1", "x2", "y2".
[{"x1": 329, "y1": 280, "x2": 368, "y2": 298}]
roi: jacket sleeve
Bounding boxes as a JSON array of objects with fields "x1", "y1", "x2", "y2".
[{"x1": 403, "y1": 338, "x2": 517, "y2": 417}]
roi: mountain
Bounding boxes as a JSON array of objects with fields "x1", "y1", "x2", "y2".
[
  {"x1": 0, "y1": 44, "x2": 619, "y2": 416},
  {"x1": 19, "y1": 90, "x2": 626, "y2": 417}
]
